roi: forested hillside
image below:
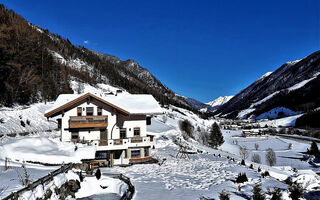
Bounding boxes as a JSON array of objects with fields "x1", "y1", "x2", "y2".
[{"x1": 0, "y1": 4, "x2": 192, "y2": 110}]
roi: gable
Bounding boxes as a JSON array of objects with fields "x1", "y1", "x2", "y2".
[{"x1": 44, "y1": 93, "x2": 129, "y2": 118}]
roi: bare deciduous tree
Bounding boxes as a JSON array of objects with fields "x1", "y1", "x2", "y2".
[
  {"x1": 16, "y1": 163, "x2": 31, "y2": 186},
  {"x1": 239, "y1": 146, "x2": 249, "y2": 160},
  {"x1": 266, "y1": 148, "x2": 276, "y2": 166},
  {"x1": 251, "y1": 153, "x2": 261, "y2": 164},
  {"x1": 162, "y1": 115, "x2": 167, "y2": 123}
]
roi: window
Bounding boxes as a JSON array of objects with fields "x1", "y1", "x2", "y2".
[
  {"x1": 134, "y1": 127, "x2": 140, "y2": 137},
  {"x1": 86, "y1": 107, "x2": 93, "y2": 116},
  {"x1": 77, "y1": 107, "x2": 82, "y2": 116},
  {"x1": 131, "y1": 150, "x2": 141, "y2": 158},
  {"x1": 95, "y1": 151, "x2": 107, "y2": 159},
  {"x1": 97, "y1": 107, "x2": 102, "y2": 116},
  {"x1": 146, "y1": 117, "x2": 151, "y2": 125},
  {"x1": 71, "y1": 131, "x2": 79, "y2": 140},
  {"x1": 144, "y1": 148, "x2": 149, "y2": 157},
  {"x1": 100, "y1": 129, "x2": 107, "y2": 140},
  {"x1": 120, "y1": 128, "x2": 126, "y2": 139}
]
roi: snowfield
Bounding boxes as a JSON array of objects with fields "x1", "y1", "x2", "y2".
[{"x1": 0, "y1": 136, "x2": 96, "y2": 164}]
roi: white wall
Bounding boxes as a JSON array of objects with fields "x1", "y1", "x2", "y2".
[{"x1": 60, "y1": 101, "x2": 148, "y2": 142}]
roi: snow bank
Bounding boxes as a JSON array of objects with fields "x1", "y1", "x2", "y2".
[
  {"x1": 76, "y1": 176, "x2": 127, "y2": 198},
  {"x1": 0, "y1": 136, "x2": 96, "y2": 164}
]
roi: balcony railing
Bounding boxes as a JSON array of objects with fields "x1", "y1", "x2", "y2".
[
  {"x1": 69, "y1": 115, "x2": 108, "y2": 128},
  {"x1": 95, "y1": 136, "x2": 155, "y2": 147},
  {"x1": 130, "y1": 137, "x2": 143, "y2": 143}
]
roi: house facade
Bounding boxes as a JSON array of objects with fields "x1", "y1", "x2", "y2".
[{"x1": 44, "y1": 92, "x2": 163, "y2": 166}]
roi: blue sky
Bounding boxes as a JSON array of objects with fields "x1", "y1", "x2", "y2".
[{"x1": 4, "y1": 0, "x2": 320, "y2": 102}]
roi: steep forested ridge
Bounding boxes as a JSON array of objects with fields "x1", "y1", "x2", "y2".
[{"x1": 0, "y1": 4, "x2": 193, "y2": 111}]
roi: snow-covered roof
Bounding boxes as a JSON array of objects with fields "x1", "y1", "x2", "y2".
[{"x1": 45, "y1": 92, "x2": 163, "y2": 117}]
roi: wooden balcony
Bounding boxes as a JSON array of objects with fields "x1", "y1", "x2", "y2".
[
  {"x1": 114, "y1": 139, "x2": 123, "y2": 145},
  {"x1": 131, "y1": 137, "x2": 143, "y2": 143},
  {"x1": 99, "y1": 140, "x2": 108, "y2": 146},
  {"x1": 69, "y1": 115, "x2": 108, "y2": 129}
]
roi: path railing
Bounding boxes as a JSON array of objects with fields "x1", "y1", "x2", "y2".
[{"x1": 2, "y1": 163, "x2": 73, "y2": 200}]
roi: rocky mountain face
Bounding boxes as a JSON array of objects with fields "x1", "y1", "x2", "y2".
[
  {"x1": 0, "y1": 4, "x2": 193, "y2": 111},
  {"x1": 216, "y1": 50, "x2": 320, "y2": 121}
]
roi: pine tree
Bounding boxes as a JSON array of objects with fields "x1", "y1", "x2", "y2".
[
  {"x1": 289, "y1": 183, "x2": 303, "y2": 200},
  {"x1": 309, "y1": 141, "x2": 320, "y2": 157},
  {"x1": 270, "y1": 187, "x2": 282, "y2": 200},
  {"x1": 208, "y1": 122, "x2": 224, "y2": 148},
  {"x1": 252, "y1": 184, "x2": 265, "y2": 200}
]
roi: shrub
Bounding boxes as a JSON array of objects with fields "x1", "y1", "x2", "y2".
[
  {"x1": 261, "y1": 171, "x2": 270, "y2": 178},
  {"x1": 240, "y1": 159, "x2": 246, "y2": 165},
  {"x1": 270, "y1": 187, "x2": 282, "y2": 200},
  {"x1": 258, "y1": 166, "x2": 261, "y2": 172},
  {"x1": 20, "y1": 120, "x2": 25, "y2": 127},
  {"x1": 252, "y1": 184, "x2": 265, "y2": 200},
  {"x1": 236, "y1": 173, "x2": 248, "y2": 183},
  {"x1": 16, "y1": 163, "x2": 31, "y2": 186},
  {"x1": 26, "y1": 119, "x2": 30, "y2": 126},
  {"x1": 249, "y1": 164, "x2": 253, "y2": 169},
  {"x1": 95, "y1": 168, "x2": 101, "y2": 180},
  {"x1": 219, "y1": 190, "x2": 230, "y2": 200},
  {"x1": 288, "y1": 182, "x2": 303, "y2": 200},
  {"x1": 266, "y1": 148, "x2": 276, "y2": 166},
  {"x1": 251, "y1": 153, "x2": 261, "y2": 164}
]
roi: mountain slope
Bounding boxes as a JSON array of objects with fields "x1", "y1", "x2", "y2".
[
  {"x1": 216, "y1": 50, "x2": 320, "y2": 119},
  {"x1": 0, "y1": 4, "x2": 193, "y2": 111}
]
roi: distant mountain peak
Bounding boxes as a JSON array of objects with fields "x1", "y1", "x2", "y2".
[{"x1": 206, "y1": 96, "x2": 233, "y2": 107}]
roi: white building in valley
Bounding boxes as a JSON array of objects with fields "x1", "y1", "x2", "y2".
[{"x1": 44, "y1": 92, "x2": 163, "y2": 166}]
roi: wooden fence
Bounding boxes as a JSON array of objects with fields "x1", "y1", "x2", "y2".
[{"x1": 2, "y1": 163, "x2": 73, "y2": 200}]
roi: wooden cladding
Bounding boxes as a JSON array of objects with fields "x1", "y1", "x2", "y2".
[{"x1": 69, "y1": 115, "x2": 108, "y2": 128}]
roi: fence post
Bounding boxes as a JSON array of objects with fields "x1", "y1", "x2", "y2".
[{"x1": 13, "y1": 192, "x2": 18, "y2": 200}]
